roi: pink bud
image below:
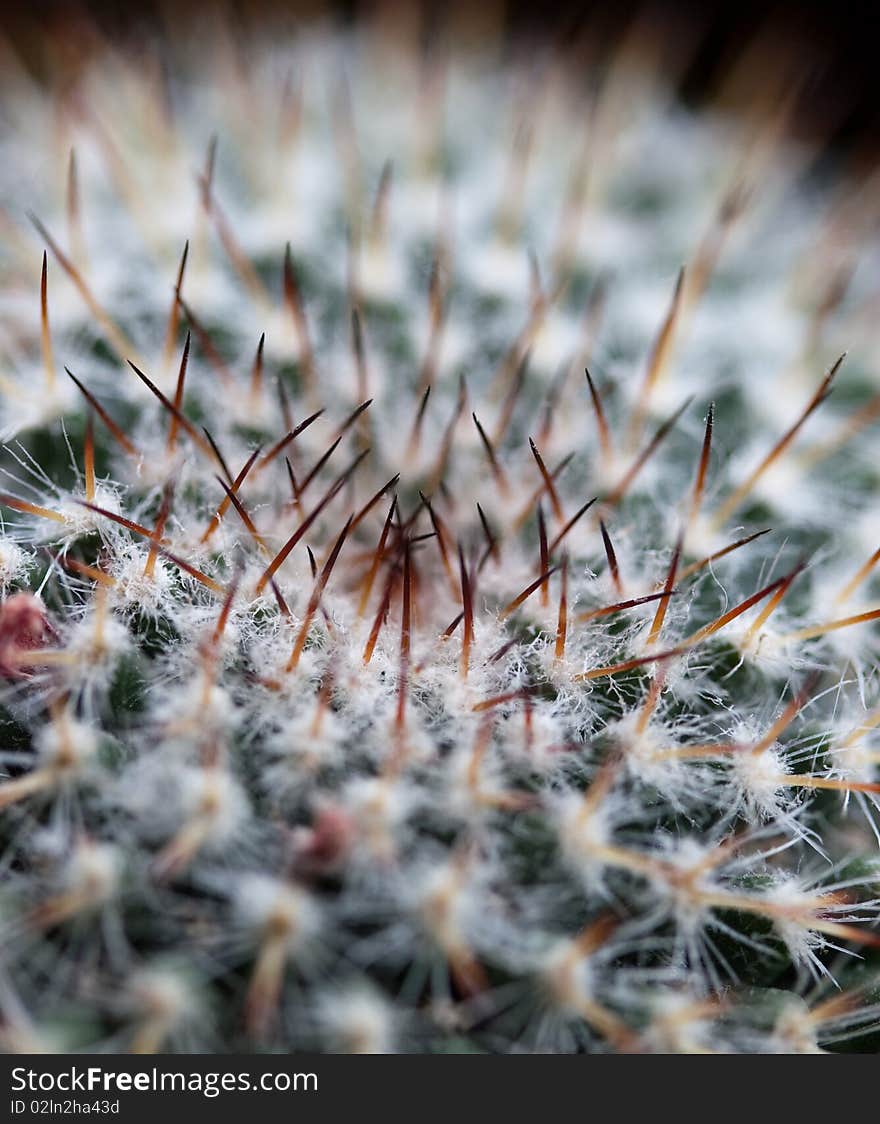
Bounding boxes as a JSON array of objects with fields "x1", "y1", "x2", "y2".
[
  {"x1": 294, "y1": 805, "x2": 354, "y2": 872},
  {"x1": 0, "y1": 593, "x2": 49, "y2": 678}
]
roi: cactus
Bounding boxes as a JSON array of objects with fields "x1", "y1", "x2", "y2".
[{"x1": 1, "y1": 14, "x2": 880, "y2": 1054}]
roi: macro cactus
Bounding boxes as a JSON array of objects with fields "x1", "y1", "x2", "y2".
[{"x1": 2, "y1": 9, "x2": 880, "y2": 1055}]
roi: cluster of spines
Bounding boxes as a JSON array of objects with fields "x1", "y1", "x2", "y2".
[{"x1": 0, "y1": 16, "x2": 880, "y2": 1054}]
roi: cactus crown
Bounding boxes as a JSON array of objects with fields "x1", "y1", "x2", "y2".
[{"x1": 1, "y1": 14, "x2": 880, "y2": 1054}]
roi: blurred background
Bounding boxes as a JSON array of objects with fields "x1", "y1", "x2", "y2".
[{"x1": 1, "y1": 0, "x2": 877, "y2": 158}]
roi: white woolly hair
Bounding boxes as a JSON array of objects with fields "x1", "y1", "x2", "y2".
[{"x1": 0, "y1": 7, "x2": 879, "y2": 1055}]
